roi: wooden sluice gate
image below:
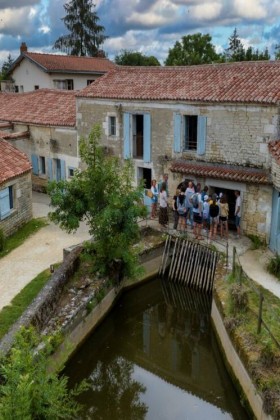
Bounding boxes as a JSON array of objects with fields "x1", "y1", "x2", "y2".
[{"x1": 158, "y1": 235, "x2": 219, "y2": 294}]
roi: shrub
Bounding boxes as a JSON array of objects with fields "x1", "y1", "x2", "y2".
[
  {"x1": 260, "y1": 341, "x2": 276, "y2": 368},
  {"x1": 228, "y1": 283, "x2": 249, "y2": 315},
  {"x1": 0, "y1": 228, "x2": 5, "y2": 252},
  {"x1": 267, "y1": 254, "x2": 280, "y2": 280},
  {"x1": 247, "y1": 234, "x2": 266, "y2": 250}
]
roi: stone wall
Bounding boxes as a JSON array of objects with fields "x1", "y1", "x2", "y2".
[
  {"x1": 271, "y1": 157, "x2": 280, "y2": 190},
  {"x1": 0, "y1": 245, "x2": 83, "y2": 355},
  {"x1": 0, "y1": 171, "x2": 32, "y2": 236},
  {"x1": 76, "y1": 99, "x2": 279, "y2": 180}
]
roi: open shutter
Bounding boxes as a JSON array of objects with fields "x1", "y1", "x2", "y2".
[
  {"x1": 31, "y1": 154, "x2": 39, "y2": 175},
  {"x1": 48, "y1": 158, "x2": 53, "y2": 180},
  {"x1": 0, "y1": 188, "x2": 10, "y2": 219},
  {"x1": 173, "y1": 113, "x2": 182, "y2": 153},
  {"x1": 197, "y1": 116, "x2": 207, "y2": 155},
  {"x1": 143, "y1": 113, "x2": 151, "y2": 163},
  {"x1": 123, "y1": 112, "x2": 131, "y2": 159},
  {"x1": 60, "y1": 159, "x2": 66, "y2": 180}
]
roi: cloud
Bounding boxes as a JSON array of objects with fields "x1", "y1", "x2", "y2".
[
  {"x1": 233, "y1": 0, "x2": 267, "y2": 20},
  {"x1": 191, "y1": 2, "x2": 222, "y2": 21},
  {"x1": 0, "y1": 0, "x2": 40, "y2": 9}
]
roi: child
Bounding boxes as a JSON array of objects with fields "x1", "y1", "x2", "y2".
[{"x1": 202, "y1": 195, "x2": 210, "y2": 230}]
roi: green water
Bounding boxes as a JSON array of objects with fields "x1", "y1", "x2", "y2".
[{"x1": 64, "y1": 279, "x2": 249, "y2": 419}]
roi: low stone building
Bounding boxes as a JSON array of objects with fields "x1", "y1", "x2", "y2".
[
  {"x1": 0, "y1": 89, "x2": 79, "y2": 191},
  {"x1": 0, "y1": 139, "x2": 32, "y2": 236},
  {"x1": 75, "y1": 61, "x2": 280, "y2": 246}
]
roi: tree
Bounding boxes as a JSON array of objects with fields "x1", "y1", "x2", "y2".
[
  {"x1": 0, "y1": 327, "x2": 87, "y2": 418},
  {"x1": 225, "y1": 28, "x2": 270, "y2": 62},
  {"x1": 225, "y1": 28, "x2": 245, "y2": 61},
  {"x1": 1, "y1": 54, "x2": 14, "y2": 80},
  {"x1": 165, "y1": 33, "x2": 221, "y2": 66},
  {"x1": 53, "y1": 0, "x2": 108, "y2": 57},
  {"x1": 115, "y1": 50, "x2": 160, "y2": 66},
  {"x1": 48, "y1": 124, "x2": 147, "y2": 280}
]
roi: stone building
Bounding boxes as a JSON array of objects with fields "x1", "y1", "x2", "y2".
[
  {"x1": 0, "y1": 89, "x2": 78, "y2": 191},
  {"x1": 0, "y1": 139, "x2": 32, "y2": 236},
  {"x1": 76, "y1": 61, "x2": 280, "y2": 246}
]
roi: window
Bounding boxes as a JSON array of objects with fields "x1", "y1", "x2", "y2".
[
  {"x1": 15, "y1": 86, "x2": 19, "y2": 93},
  {"x1": 0, "y1": 186, "x2": 13, "y2": 220},
  {"x1": 184, "y1": 116, "x2": 198, "y2": 150},
  {"x1": 133, "y1": 115, "x2": 144, "y2": 159},
  {"x1": 68, "y1": 167, "x2": 75, "y2": 177},
  {"x1": 53, "y1": 79, "x2": 74, "y2": 90},
  {"x1": 34, "y1": 85, "x2": 39, "y2": 90},
  {"x1": 87, "y1": 80, "x2": 94, "y2": 85},
  {"x1": 109, "y1": 116, "x2": 116, "y2": 136},
  {"x1": 39, "y1": 156, "x2": 46, "y2": 175}
]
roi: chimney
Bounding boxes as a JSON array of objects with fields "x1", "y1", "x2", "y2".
[{"x1": 20, "y1": 42, "x2": 27, "y2": 54}]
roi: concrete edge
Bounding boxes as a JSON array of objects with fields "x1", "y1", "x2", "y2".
[{"x1": 211, "y1": 299, "x2": 272, "y2": 420}]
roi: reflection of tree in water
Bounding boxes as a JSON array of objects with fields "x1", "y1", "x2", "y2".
[{"x1": 84, "y1": 356, "x2": 147, "y2": 420}]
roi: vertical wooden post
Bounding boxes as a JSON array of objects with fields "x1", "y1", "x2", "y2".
[
  {"x1": 225, "y1": 242, "x2": 229, "y2": 268},
  {"x1": 238, "y1": 266, "x2": 242, "y2": 284},
  {"x1": 257, "y1": 292, "x2": 264, "y2": 334},
  {"x1": 232, "y1": 246, "x2": 236, "y2": 277}
]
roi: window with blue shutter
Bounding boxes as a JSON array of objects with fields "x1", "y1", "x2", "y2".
[
  {"x1": 31, "y1": 154, "x2": 39, "y2": 175},
  {"x1": 197, "y1": 116, "x2": 207, "y2": 155},
  {"x1": 173, "y1": 113, "x2": 182, "y2": 153},
  {"x1": 0, "y1": 186, "x2": 13, "y2": 219},
  {"x1": 123, "y1": 112, "x2": 131, "y2": 159},
  {"x1": 48, "y1": 158, "x2": 53, "y2": 180},
  {"x1": 60, "y1": 159, "x2": 66, "y2": 180},
  {"x1": 143, "y1": 113, "x2": 151, "y2": 163}
]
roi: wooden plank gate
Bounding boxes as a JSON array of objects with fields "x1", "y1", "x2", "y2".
[{"x1": 158, "y1": 235, "x2": 219, "y2": 294}]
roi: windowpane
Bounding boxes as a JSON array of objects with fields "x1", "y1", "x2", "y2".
[
  {"x1": 184, "y1": 115, "x2": 197, "y2": 150},
  {"x1": 109, "y1": 116, "x2": 116, "y2": 136}
]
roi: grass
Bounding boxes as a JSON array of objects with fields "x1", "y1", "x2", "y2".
[
  {"x1": 267, "y1": 254, "x2": 280, "y2": 280},
  {"x1": 215, "y1": 267, "x2": 280, "y2": 418},
  {"x1": 0, "y1": 218, "x2": 48, "y2": 259},
  {"x1": 0, "y1": 267, "x2": 56, "y2": 340}
]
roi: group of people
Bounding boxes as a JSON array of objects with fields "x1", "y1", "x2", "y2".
[{"x1": 149, "y1": 178, "x2": 242, "y2": 241}]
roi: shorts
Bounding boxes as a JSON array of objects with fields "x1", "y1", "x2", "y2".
[
  {"x1": 220, "y1": 216, "x2": 227, "y2": 222},
  {"x1": 210, "y1": 216, "x2": 219, "y2": 225},
  {"x1": 193, "y1": 213, "x2": 202, "y2": 224},
  {"x1": 235, "y1": 215, "x2": 241, "y2": 227}
]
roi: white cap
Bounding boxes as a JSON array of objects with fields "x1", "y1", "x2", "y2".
[{"x1": 204, "y1": 195, "x2": 209, "y2": 201}]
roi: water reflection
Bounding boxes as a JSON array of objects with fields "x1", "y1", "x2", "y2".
[{"x1": 64, "y1": 280, "x2": 249, "y2": 419}]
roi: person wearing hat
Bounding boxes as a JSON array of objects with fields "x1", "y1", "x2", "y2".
[{"x1": 202, "y1": 195, "x2": 210, "y2": 231}]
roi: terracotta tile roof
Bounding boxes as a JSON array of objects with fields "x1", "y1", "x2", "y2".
[
  {"x1": 0, "y1": 89, "x2": 76, "y2": 127},
  {"x1": 268, "y1": 140, "x2": 280, "y2": 164},
  {"x1": 10, "y1": 52, "x2": 116, "y2": 74},
  {"x1": 0, "y1": 139, "x2": 32, "y2": 184},
  {"x1": 170, "y1": 160, "x2": 271, "y2": 184},
  {"x1": 0, "y1": 131, "x2": 30, "y2": 140},
  {"x1": 78, "y1": 61, "x2": 280, "y2": 105}
]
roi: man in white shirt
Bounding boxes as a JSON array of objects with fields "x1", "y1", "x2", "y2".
[{"x1": 234, "y1": 190, "x2": 242, "y2": 238}]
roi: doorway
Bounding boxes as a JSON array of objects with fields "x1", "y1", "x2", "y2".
[
  {"x1": 138, "y1": 167, "x2": 152, "y2": 189},
  {"x1": 213, "y1": 187, "x2": 236, "y2": 230}
]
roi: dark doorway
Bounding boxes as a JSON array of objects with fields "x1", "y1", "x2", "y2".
[
  {"x1": 138, "y1": 167, "x2": 152, "y2": 189},
  {"x1": 133, "y1": 115, "x2": 144, "y2": 159}
]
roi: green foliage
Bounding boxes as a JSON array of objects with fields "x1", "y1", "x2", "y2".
[
  {"x1": 0, "y1": 54, "x2": 14, "y2": 80},
  {"x1": 0, "y1": 228, "x2": 5, "y2": 252},
  {"x1": 0, "y1": 218, "x2": 48, "y2": 259},
  {"x1": 53, "y1": 0, "x2": 108, "y2": 56},
  {"x1": 247, "y1": 234, "x2": 266, "y2": 250},
  {"x1": 228, "y1": 283, "x2": 249, "y2": 315},
  {"x1": 0, "y1": 267, "x2": 55, "y2": 340},
  {"x1": 165, "y1": 33, "x2": 221, "y2": 66},
  {"x1": 0, "y1": 327, "x2": 88, "y2": 419},
  {"x1": 267, "y1": 254, "x2": 280, "y2": 280},
  {"x1": 48, "y1": 124, "x2": 147, "y2": 279},
  {"x1": 115, "y1": 50, "x2": 160, "y2": 66},
  {"x1": 224, "y1": 28, "x2": 270, "y2": 62}
]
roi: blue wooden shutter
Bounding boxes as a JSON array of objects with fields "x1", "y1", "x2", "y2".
[
  {"x1": 60, "y1": 159, "x2": 66, "y2": 180},
  {"x1": 173, "y1": 113, "x2": 181, "y2": 153},
  {"x1": 48, "y1": 158, "x2": 53, "y2": 180},
  {"x1": 31, "y1": 154, "x2": 39, "y2": 175},
  {"x1": 197, "y1": 116, "x2": 207, "y2": 155},
  {"x1": 0, "y1": 188, "x2": 10, "y2": 219},
  {"x1": 143, "y1": 113, "x2": 151, "y2": 163},
  {"x1": 123, "y1": 112, "x2": 131, "y2": 159}
]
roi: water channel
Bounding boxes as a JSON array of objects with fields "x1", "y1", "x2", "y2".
[{"x1": 64, "y1": 279, "x2": 249, "y2": 419}]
